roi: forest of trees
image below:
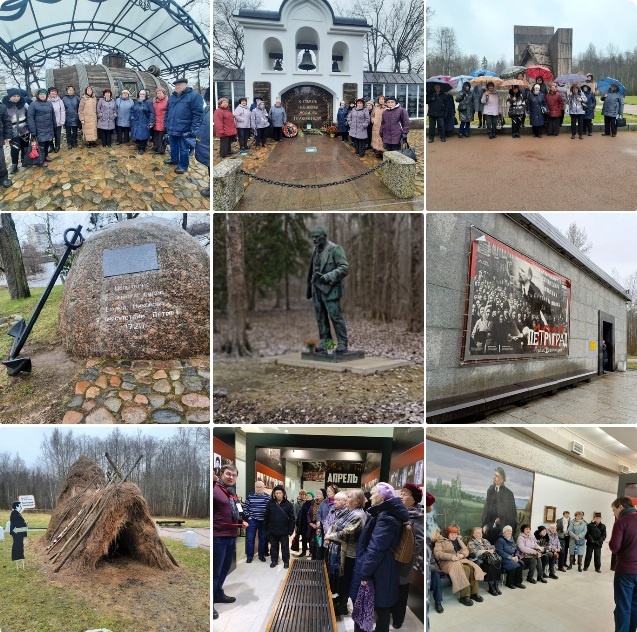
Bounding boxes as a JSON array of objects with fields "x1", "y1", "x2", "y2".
[
  {"x1": 213, "y1": 214, "x2": 424, "y2": 355},
  {"x1": 0, "y1": 429, "x2": 210, "y2": 518}
]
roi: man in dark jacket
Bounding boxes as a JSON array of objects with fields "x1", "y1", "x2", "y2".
[
  {"x1": 426, "y1": 85, "x2": 447, "y2": 142},
  {"x1": 296, "y1": 491, "x2": 313, "y2": 557},
  {"x1": 0, "y1": 100, "x2": 13, "y2": 187},
  {"x1": 379, "y1": 96, "x2": 409, "y2": 151},
  {"x1": 584, "y1": 512, "x2": 607, "y2": 572},
  {"x1": 306, "y1": 226, "x2": 350, "y2": 352},
  {"x1": 62, "y1": 85, "x2": 80, "y2": 148},
  {"x1": 263, "y1": 485, "x2": 295, "y2": 569},
  {"x1": 10, "y1": 500, "x2": 28, "y2": 567},
  {"x1": 164, "y1": 78, "x2": 204, "y2": 174},
  {"x1": 481, "y1": 466, "x2": 518, "y2": 543},
  {"x1": 194, "y1": 87, "x2": 210, "y2": 198},
  {"x1": 609, "y1": 497, "x2": 637, "y2": 632}
]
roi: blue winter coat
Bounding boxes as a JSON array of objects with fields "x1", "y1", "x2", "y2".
[
  {"x1": 165, "y1": 87, "x2": 204, "y2": 136},
  {"x1": 580, "y1": 87, "x2": 596, "y2": 119},
  {"x1": 62, "y1": 94, "x2": 80, "y2": 126},
  {"x1": 115, "y1": 97, "x2": 134, "y2": 127},
  {"x1": 494, "y1": 535, "x2": 525, "y2": 572},
  {"x1": 269, "y1": 104, "x2": 287, "y2": 127},
  {"x1": 27, "y1": 98, "x2": 56, "y2": 142},
  {"x1": 130, "y1": 99, "x2": 155, "y2": 140},
  {"x1": 195, "y1": 106, "x2": 210, "y2": 168},
  {"x1": 601, "y1": 90, "x2": 624, "y2": 117},
  {"x1": 350, "y1": 497, "x2": 409, "y2": 609},
  {"x1": 526, "y1": 92, "x2": 547, "y2": 126},
  {"x1": 337, "y1": 106, "x2": 349, "y2": 132}
]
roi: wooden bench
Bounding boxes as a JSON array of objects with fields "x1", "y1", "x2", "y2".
[
  {"x1": 156, "y1": 520, "x2": 185, "y2": 527},
  {"x1": 426, "y1": 370, "x2": 596, "y2": 423},
  {"x1": 265, "y1": 559, "x2": 337, "y2": 632}
]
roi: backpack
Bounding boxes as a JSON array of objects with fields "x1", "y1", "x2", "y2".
[{"x1": 393, "y1": 521, "x2": 415, "y2": 563}]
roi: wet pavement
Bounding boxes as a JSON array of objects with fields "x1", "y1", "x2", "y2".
[
  {"x1": 483, "y1": 371, "x2": 637, "y2": 423},
  {"x1": 214, "y1": 130, "x2": 423, "y2": 211},
  {"x1": 0, "y1": 142, "x2": 210, "y2": 211}
]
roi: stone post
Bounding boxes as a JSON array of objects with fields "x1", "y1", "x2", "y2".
[
  {"x1": 379, "y1": 151, "x2": 416, "y2": 199},
  {"x1": 212, "y1": 159, "x2": 245, "y2": 211}
]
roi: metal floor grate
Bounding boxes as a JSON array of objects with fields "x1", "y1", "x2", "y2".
[{"x1": 265, "y1": 559, "x2": 337, "y2": 632}]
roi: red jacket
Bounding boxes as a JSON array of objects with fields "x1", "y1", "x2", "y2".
[
  {"x1": 545, "y1": 91, "x2": 564, "y2": 117},
  {"x1": 213, "y1": 483, "x2": 239, "y2": 538},
  {"x1": 609, "y1": 507, "x2": 637, "y2": 574},
  {"x1": 213, "y1": 105, "x2": 237, "y2": 138},
  {"x1": 152, "y1": 96, "x2": 168, "y2": 131}
]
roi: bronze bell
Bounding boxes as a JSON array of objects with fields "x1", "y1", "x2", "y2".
[
  {"x1": 274, "y1": 58, "x2": 283, "y2": 71},
  {"x1": 298, "y1": 49, "x2": 316, "y2": 71},
  {"x1": 332, "y1": 60, "x2": 341, "y2": 72}
]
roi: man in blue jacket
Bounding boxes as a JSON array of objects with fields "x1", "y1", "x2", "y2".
[{"x1": 164, "y1": 78, "x2": 204, "y2": 174}]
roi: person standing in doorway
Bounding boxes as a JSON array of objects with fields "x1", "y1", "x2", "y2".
[
  {"x1": 609, "y1": 497, "x2": 637, "y2": 632},
  {"x1": 557, "y1": 510, "x2": 571, "y2": 571},
  {"x1": 603, "y1": 340, "x2": 609, "y2": 373},
  {"x1": 264, "y1": 485, "x2": 295, "y2": 569},
  {"x1": 584, "y1": 512, "x2": 606, "y2": 573},
  {"x1": 244, "y1": 480, "x2": 270, "y2": 563},
  {"x1": 213, "y1": 464, "x2": 248, "y2": 621}
]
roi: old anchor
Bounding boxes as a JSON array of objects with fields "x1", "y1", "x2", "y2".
[{"x1": 2, "y1": 226, "x2": 84, "y2": 376}]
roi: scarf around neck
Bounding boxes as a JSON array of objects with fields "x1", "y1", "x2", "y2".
[{"x1": 216, "y1": 480, "x2": 241, "y2": 523}]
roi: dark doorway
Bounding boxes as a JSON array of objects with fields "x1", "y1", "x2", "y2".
[
  {"x1": 603, "y1": 322, "x2": 614, "y2": 373},
  {"x1": 599, "y1": 311, "x2": 616, "y2": 375}
]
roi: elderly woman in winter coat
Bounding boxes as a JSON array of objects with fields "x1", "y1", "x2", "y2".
[
  {"x1": 535, "y1": 525, "x2": 559, "y2": 579},
  {"x1": 337, "y1": 101, "x2": 349, "y2": 142},
  {"x1": 390, "y1": 484, "x2": 425, "y2": 629},
  {"x1": 467, "y1": 526, "x2": 502, "y2": 596},
  {"x1": 324, "y1": 488, "x2": 367, "y2": 616},
  {"x1": 506, "y1": 85, "x2": 526, "y2": 138},
  {"x1": 601, "y1": 83, "x2": 624, "y2": 137},
  {"x1": 347, "y1": 98, "x2": 370, "y2": 157},
  {"x1": 78, "y1": 86, "x2": 98, "y2": 147},
  {"x1": 527, "y1": 83, "x2": 548, "y2": 138},
  {"x1": 27, "y1": 88, "x2": 56, "y2": 164},
  {"x1": 2, "y1": 88, "x2": 29, "y2": 172},
  {"x1": 47, "y1": 87, "x2": 65, "y2": 152},
  {"x1": 581, "y1": 84, "x2": 596, "y2": 136},
  {"x1": 269, "y1": 99, "x2": 287, "y2": 143},
  {"x1": 370, "y1": 95, "x2": 386, "y2": 157},
  {"x1": 480, "y1": 81, "x2": 502, "y2": 140},
  {"x1": 233, "y1": 97, "x2": 252, "y2": 151},
  {"x1": 351, "y1": 483, "x2": 409, "y2": 632},
  {"x1": 434, "y1": 525, "x2": 485, "y2": 606},
  {"x1": 130, "y1": 90, "x2": 155, "y2": 155},
  {"x1": 97, "y1": 88, "x2": 117, "y2": 147},
  {"x1": 308, "y1": 488, "x2": 325, "y2": 560},
  {"x1": 517, "y1": 523, "x2": 546, "y2": 583},
  {"x1": 455, "y1": 81, "x2": 475, "y2": 138},
  {"x1": 115, "y1": 89, "x2": 133, "y2": 144},
  {"x1": 545, "y1": 83, "x2": 564, "y2": 136},
  {"x1": 251, "y1": 101, "x2": 270, "y2": 149},
  {"x1": 567, "y1": 84, "x2": 587, "y2": 140},
  {"x1": 569, "y1": 510, "x2": 588, "y2": 571},
  {"x1": 379, "y1": 96, "x2": 409, "y2": 151},
  {"x1": 472, "y1": 83, "x2": 486, "y2": 128},
  {"x1": 152, "y1": 87, "x2": 169, "y2": 153},
  {"x1": 494, "y1": 525, "x2": 526, "y2": 589}
]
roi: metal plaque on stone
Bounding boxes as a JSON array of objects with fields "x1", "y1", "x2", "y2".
[
  {"x1": 103, "y1": 243, "x2": 159, "y2": 278},
  {"x1": 253, "y1": 81, "x2": 272, "y2": 107},
  {"x1": 343, "y1": 83, "x2": 358, "y2": 105},
  {"x1": 281, "y1": 85, "x2": 333, "y2": 127}
]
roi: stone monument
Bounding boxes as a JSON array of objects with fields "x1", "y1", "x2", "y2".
[
  {"x1": 514, "y1": 25, "x2": 572, "y2": 77},
  {"x1": 58, "y1": 219, "x2": 210, "y2": 359}
]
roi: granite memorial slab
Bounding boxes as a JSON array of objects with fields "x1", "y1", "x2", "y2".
[{"x1": 282, "y1": 85, "x2": 333, "y2": 128}]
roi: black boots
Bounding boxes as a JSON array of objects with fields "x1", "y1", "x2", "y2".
[
  {"x1": 578, "y1": 555, "x2": 583, "y2": 572},
  {"x1": 568, "y1": 555, "x2": 574, "y2": 570},
  {"x1": 487, "y1": 581, "x2": 502, "y2": 595}
]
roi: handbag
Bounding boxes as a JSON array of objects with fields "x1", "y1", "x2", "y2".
[
  {"x1": 400, "y1": 139, "x2": 417, "y2": 162},
  {"x1": 617, "y1": 117, "x2": 627, "y2": 127},
  {"x1": 484, "y1": 550, "x2": 502, "y2": 569},
  {"x1": 22, "y1": 139, "x2": 45, "y2": 166},
  {"x1": 393, "y1": 522, "x2": 415, "y2": 563},
  {"x1": 291, "y1": 532, "x2": 299, "y2": 552},
  {"x1": 540, "y1": 106, "x2": 549, "y2": 115}
]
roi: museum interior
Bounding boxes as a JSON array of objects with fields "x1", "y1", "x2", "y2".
[
  {"x1": 426, "y1": 425, "x2": 637, "y2": 631},
  {"x1": 213, "y1": 425, "x2": 424, "y2": 632}
]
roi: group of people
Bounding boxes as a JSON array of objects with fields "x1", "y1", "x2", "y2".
[
  {"x1": 212, "y1": 94, "x2": 410, "y2": 160},
  {"x1": 214, "y1": 462, "x2": 424, "y2": 632},
  {"x1": 0, "y1": 78, "x2": 208, "y2": 195},
  {"x1": 427, "y1": 71, "x2": 625, "y2": 142}
]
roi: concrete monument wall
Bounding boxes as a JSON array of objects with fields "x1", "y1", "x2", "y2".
[{"x1": 514, "y1": 25, "x2": 554, "y2": 64}]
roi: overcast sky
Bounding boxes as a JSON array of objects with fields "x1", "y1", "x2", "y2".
[
  {"x1": 540, "y1": 213, "x2": 637, "y2": 282},
  {"x1": 0, "y1": 427, "x2": 182, "y2": 467},
  {"x1": 427, "y1": 0, "x2": 637, "y2": 65}
]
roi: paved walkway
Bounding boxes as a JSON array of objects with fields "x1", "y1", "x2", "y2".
[
  {"x1": 483, "y1": 371, "x2": 637, "y2": 423},
  {"x1": 596, "y1": 103, "x2": 637, "y2": 114},
  {"x1": 62, "y1": 357, "x2": 210, "y2": 424},
  {"x1": 0, "y1": 142, "x2": 209, "y2": 211},
  {"x1": 233, "y1": 133, "x2": 422, "y2": 211}
]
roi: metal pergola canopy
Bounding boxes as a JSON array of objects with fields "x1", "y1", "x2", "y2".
[{"x1": 0, "y1": 0, "x2": 209, "y2": 77}]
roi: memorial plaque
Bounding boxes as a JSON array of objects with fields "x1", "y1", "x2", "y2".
[
  {"x1": 103, "y1": 244, "x2": 159, "y2": 278},
  {"x1": 281, "y1": 85, "x2": 333, "y2": 127},
  {"x1": 252, "y1": 81, "x2": 271, "y2": 107},
  {"x1": 343, "y1": 83, "x2": 358, "y2": 105}
]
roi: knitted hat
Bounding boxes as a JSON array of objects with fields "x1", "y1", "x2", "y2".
[
  {"x1": 306, "y1": 492, "x2": 314, "y2": 499},
  {"x1": 318, "y1": 488, "x2": 327, "y2": 500},
  {"x1": 426, "y1": 492, "x2": 436, "y2": 507},
  {"x1": 174, "y1": 78, "x2": 188, "y2": 84},
  {"x1": 37, "y1": 88, "x2": 48, "y2": 95},
  {"x1": 6, "y1": 88, "x2": 20, "y2": 98},
  {"x1": 375, "y1": 482, "x2": 395, "y2": 501},
  {"x1": 402, "y1": 483, "x2": 423, "y2": 504}
]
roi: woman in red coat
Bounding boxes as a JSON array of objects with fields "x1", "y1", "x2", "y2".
[
  {"x1": 213, "y1": 97, "x2": 237, "y2": 158},
  {"x1": 152, "y1": 87, "x2": 168, "y2": 154},
  {"x1": 545, "y1": 83, "x2": 564, "y2": 137}
]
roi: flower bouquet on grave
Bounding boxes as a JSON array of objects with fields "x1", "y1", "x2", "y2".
[
  {"x1": 325, "y1": 125, "x2": 338, "y2": 137},
  {"x1": 283, "y1": 122, "x2": 298, "y2": 137},
  {"x1": 305, "y1": 338, "x2": 319, "y2": 354},
  {"x1": 324, "y1": 339, "x2": 336, "y2": 355}
]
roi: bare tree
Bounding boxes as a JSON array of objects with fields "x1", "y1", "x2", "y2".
[
  {"x1": 0, "y1": 214, "x2": 31, "y2": 299},
  {"x1": 563, "y1": 222, "x2": 593, "y2": 255},
  {"x1": 433, "y1": 27, "x2": 459, "y2": 76},
  {"x1": 426, "y1": 6, "x2": 434, "y2": 43},
  {"x1": 213, "y1": 0, "x2": 262, "y2": 70},
  {"x1": 407, "y1": 214, "x2": 423, "y2": 333}
]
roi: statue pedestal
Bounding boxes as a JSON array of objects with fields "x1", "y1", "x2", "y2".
[{"x1": 301, "y1": 350, "x2": 365, "y2": 363}]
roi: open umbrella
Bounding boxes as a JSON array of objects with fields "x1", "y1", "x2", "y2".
[
  {"x1": 426, "y1": 77, "x2": 453, "y2": 92},
  {"x1": 597, "y1": 77, "x2": 627, "y2": 96},
  {"x1": 525, "y1": 65, "x2": 554, "y2": 82},
  {"x1": 500, "y1": 66, "x2": 527, "y2": 80},
  {"x1": 469, "y1": 76, "x2": 503, "y2": 88},
  {"x1": 450, "y1": 75, "x2": 474, "y2": 93},
  {"x1": 553, "y1": 73, "x2": 587, "y2": 84},
  {"x1": 500, "y1": 79, "x2": 530, "y2": 89},
  {"x1": 469, "y1": 69, "x2": 498, "y2": 77}
]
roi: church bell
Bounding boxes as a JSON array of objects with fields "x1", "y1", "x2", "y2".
[
  {"x1": 332, "y1": 60, "x2": 341, "y2": 72},
  {"x1": 298, "y1": 49, "x2": 316, "y2": 71},
  {"x1": 274, "y1": 58, "x2": 283, "y2": 71}
]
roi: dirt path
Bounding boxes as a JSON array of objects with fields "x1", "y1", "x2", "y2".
[
  {"x1": 427, "y1": 132, "x2": 637, "y2": 211},
  {"x1": 159, "y1": 527, "x2": 210, "y2": 549}
]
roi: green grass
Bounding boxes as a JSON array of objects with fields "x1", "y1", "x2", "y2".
[
  {"x1": 624, "y1": 96, "x2": 637, "y2": 105},
  {"x1": 0, "y1": 286, "x2": 63, "y2": 358},
  {"x1": 628, "y1": 362, "x2": 637, "y2": 370},
  {"x1": 158, "y1": 516, "x2": 211, "y2": 528}
]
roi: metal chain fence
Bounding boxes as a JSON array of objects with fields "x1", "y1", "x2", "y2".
[{"x1": 239, "y1": 160, "x2": 387, "y2": 189}]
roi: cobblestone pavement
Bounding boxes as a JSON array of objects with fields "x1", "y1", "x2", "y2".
[
  {"x1": 62, "y1": 357, "x2": 210, "y2": 424},
  {"x1": 483, "y1": 371, "x2": 637, "y2": 424},
  {"x1": 0, "y1": 142, "x2": 210, "y2": 211},
  {"x1": 214, "y1": 129, "x2": 423, "y2": 211}
]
